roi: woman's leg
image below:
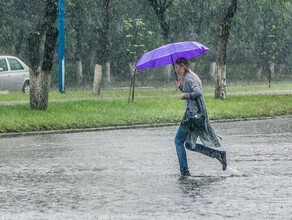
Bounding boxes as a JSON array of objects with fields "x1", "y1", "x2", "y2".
[
  {"x1": 174, "y1": 125, "x2": 189, "y2": 175},
  {"x1": 185, "y1": 142, "x2": 227, "y2": 171}
]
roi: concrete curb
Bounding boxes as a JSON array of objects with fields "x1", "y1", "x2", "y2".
[{"x1": 1, "y1": 115, "x2": 291, "y2": 139}]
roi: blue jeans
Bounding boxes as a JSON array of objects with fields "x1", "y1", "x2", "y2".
[{"x1": 174, "y1": 125, "x2": 223, "y2": 174}]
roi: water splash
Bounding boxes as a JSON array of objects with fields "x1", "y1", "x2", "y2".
[{"x1": 226, "y1": 167, "x2": 248, "y2": 177}]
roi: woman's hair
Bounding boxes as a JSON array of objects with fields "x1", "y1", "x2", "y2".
[{"x1": 175, "y1": 57, "x2": 202, "y2": 89}]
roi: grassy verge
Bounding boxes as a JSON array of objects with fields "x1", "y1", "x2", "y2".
[
  {"x1": 0, "y1": 95, "x2": 291, "y2": 133},
  {"x1": 1, "y1": 83, "x2": 292, "y2": 102}
]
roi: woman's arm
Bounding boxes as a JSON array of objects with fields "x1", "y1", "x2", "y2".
[{"x1": 183, "y1": 75, "x2": 203, "y2": 100}]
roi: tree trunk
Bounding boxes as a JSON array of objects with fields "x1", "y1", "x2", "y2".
[
  {"x1": 256, "y1": 65, "x2": 262, "y2": 79},
  {"x1": 214, "y1": 64, "x2": 226, "y2": 99},
  {"x1": 268, "y1": 62, "x2": 275, "y2": 88},
  {"x1": 83, "y1": 49, "x2": 94, "y2": 84},
  {"x1": 129, "y1": 62, "x2": 136, "y2": 76},
  {"x1": 26, "y1": 0, "x2": 58, "y2": 110},
  {"x1": 30, "y1": 68, "x2": 51, "y2": 110},
  {"x1": 214, "y1": 0, "x2": 237, "y2": 100},
  {"x1": 14, "y1": 0, "x2": 27, "y2": 56},
  {"x1": 104, "y1": 62, "x2": 111, "y2": 86},
  {"x1": 93, "y1": 64, "x2": 102, "y2": 95},
  {"x1": 76, "y1": 60, "x2": 83, "y2": 85},
  {"x1": 128, "y1": 63, "x2": 136, "y2": 103},
  {"x1": 97, "y1": 0, "x2": 111, "y2": 88},
  {"x1": 258, "y1": 18, "x2": 269, "y2": 82},
  {"x1": 128, "y1": 69, "x2": 137, "y2": 103},
  {"x1": 157, "y1": 12, "x2": 170, "y2": 44},
  {"x1": 214, "y1": 23, "x2": 229, "y2": 100},
  {"x1": 29, "y1": 26, "x2": 58, "y2": 110},
  {"x1": 75, "y1": 0, "x2": 84, "y2": 85},
  {"x1": 209, "y1": 62, "x2": 216, "y2": 82}
]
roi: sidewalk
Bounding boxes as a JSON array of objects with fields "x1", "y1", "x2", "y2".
[{"x1": 0, "y1": 90, "x2": 291, "y2": 106}]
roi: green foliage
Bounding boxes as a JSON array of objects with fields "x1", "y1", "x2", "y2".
[
  {"x1": 1, "y1": 0, "x2": 292, "y2": 84},
  {"x1": 123, "y1": 18, "x2": 154, "y2": 61},
  {"x1": 231, "y1": 0, "x2": 290, "y2": 66},
  {"x1": 267, "y1": 25, "x2": 278, "y2": 61}
]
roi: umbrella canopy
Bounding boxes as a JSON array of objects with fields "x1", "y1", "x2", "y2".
[{"x1": 136, "y1": 41, "x2": 209, "y2": 70}]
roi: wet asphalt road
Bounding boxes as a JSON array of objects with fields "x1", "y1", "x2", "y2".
[{"x1": 0, "y1": 117, "x2": 291, "y2": 219}]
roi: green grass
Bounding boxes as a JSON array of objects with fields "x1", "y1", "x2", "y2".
[
  {"x1": 0, "y1": 83, "x2": 292, "y2": 102},
  {"x1": 0, "y1": 95, "x2": 291, "y2": 133},
  {"x1": 223, "y1": 84, "x2": 292, "y2": 93}
]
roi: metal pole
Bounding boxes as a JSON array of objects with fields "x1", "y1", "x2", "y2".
[{"x1": 58, "y1": 0, "x2": 65, "y2": 93}]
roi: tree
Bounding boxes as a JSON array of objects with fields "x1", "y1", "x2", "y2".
[
  {"x1": 229, "y1": 0, "x2": 291, "y2": 84},
  {"x1": 214, "y1": 0, "x2": 237, "y2": 100},
  {"x1": 255, "y1": 1, "x2": 284, "y2": 87},
  {"x1": 266, "y1": 25, "x2": 277, "y2": 87},
  {"x1": 123, "y1": 19, "x2": 153, "y2": 64},
  {"x1": 1, "y1": 0, "x2": 292, "y2": 89},
  {"x1": 68, "y1": 0, "x2": 85, "y2": 85},
  {"x1": 146, "y1": 0, "x2": 174, "y2": 81},
  {"x1": 14, "y1": 0, "x2": 28, "y2": 56},
  {"x1": 146, "y1": 0, "x2": 174, "y2": 44},
  {"x1": 26, "y1": 0, "x2": 58, "y2": 110},
  {"x1": 97, "y1": 0, "x2": 112, "y2": 86},
  {"x1": 70, "y1": 0, "x2": 101, "y2": 85},
  {"x1": 123, "y1": 18, "x2": 154, "y2": 102}
]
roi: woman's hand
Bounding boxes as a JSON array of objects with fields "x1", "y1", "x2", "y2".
[{"x1": 180, "y1": 93, "x2": 185, "y2": 100}]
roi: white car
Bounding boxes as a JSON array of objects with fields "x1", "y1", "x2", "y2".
[{"x1": 0, "y1": 56, "x2": 30, "y2": 93}]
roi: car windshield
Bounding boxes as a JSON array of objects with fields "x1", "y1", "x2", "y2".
[
  {"x1": 8, "y1": 58, "x2": 24, "y2": 71},
  {"x1": 0, "y1": 59, "x2": 8, "y2": 71}
]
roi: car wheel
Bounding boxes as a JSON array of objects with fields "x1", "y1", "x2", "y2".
[{"x1": 23, "y1": 81, "x2": 30, "y2": 93}]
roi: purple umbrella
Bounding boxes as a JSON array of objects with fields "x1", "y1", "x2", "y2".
[{"x1": 136, "y1": 41, "x2": 209, "y2": 70}]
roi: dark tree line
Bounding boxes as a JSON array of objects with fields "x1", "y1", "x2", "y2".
[{"x1": 1, "y1": 0, "x2": 291, "y2": 108}]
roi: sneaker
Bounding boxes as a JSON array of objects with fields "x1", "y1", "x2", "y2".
[{"x1": 217, "y1": 151, "x2": 227, "y2": 171}]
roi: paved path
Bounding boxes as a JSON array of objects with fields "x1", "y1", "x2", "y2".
[{"x1": 0, "y1": 90, "x2": 291, "y2": 106}]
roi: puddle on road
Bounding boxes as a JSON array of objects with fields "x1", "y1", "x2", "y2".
[{"x1": 0, "y1": 117, "x2": 291, "y2": 219}]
